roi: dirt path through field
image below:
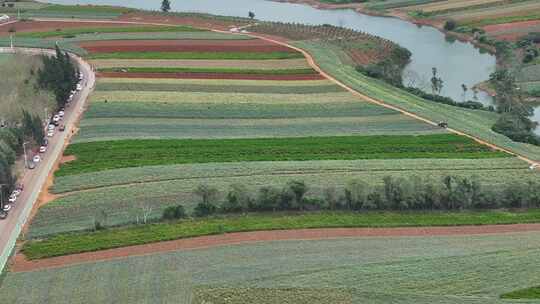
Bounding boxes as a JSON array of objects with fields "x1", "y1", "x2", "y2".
[{"x1": 12, "y1": 223, "x2": 540, "y2": 273}]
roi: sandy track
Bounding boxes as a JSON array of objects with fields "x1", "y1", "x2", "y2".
[{"x1": 12, "y1": 223, "x2": 540, "y2": 273}]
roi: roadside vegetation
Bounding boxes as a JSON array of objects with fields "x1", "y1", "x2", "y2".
[{"x1": 502, "y1": 286, "x2": 540, "y2": 299}]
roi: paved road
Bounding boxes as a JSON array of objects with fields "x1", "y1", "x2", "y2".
[{"x1": 0, "y1": 47, "x2": 95, "y2": 272}]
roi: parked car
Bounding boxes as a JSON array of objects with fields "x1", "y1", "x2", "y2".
[
  {"x1": 48, "y1": 124, "x2": 55, "y2": 131},
  {"x1": 58, "y1": 110, "x2": 65, "y2": 117},
  {"x1": 42, "y1": 139, "x2": 48, "y2": 147},
  {"x1": 47, "y1": 130, "x2": 54, "y2": 137},
  {"x1": 59, "y1": 125, "x2": 66, "y2": 132},
  {"x1": 33, "y1": 155, "x2": 41, "y2": 163},
  {"x1": 0, "y1": 211, "x2": 7, "y2": 220},
  {"x1": 11, "y1": 189, "x2": 21, "y2": 197},
  {"x1": 3, "y1": 204, "x2": 11, "y2": 212},
  {"x1": 16, "y1": 184, "x2": 23, "y2": 191},
  {"x1": 28, "y1": 161, "x2": 36, "y2": 170},
  {"x1": 39, "y1": 146, "x2": 47, "y2": 153},
  {"x1": 53, "y1": 115, "x2": 60, "y2": 123},
  {"x1": 76, "y1": 83, "x2": 82, "y2": 91},
  {"x1": 8, "y1": 195, "x2": 16, "y2": 203}
]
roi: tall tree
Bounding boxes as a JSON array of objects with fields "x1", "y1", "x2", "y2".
[{"x1": 161, "y1": 0, "x2": 171, "y2": 12}]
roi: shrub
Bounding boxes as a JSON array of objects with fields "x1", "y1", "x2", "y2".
[
  {"x1": 444, "y1": 20, "x2": 457, "y2": 31},
  {"x1": 194, "y1": 202, "x2": 217, "y2": 217},
  {"x1": 162, "y1": 205, "x2": 187, "y2": 220}
]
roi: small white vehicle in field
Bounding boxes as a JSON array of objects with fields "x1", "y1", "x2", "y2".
[
  {"x1": 33, "y1": 155, "x2": 41, "y2": 163},
  {"x1": 39, "y1": 146, "x2": 47, "y2": 153},
  {"x1": 47, "y1": 130, "x2": 54, "y2": 137}
]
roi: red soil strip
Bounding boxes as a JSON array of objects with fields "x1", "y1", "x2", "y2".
[
  {"x1": 12, "y1": 224, "x2": 540, "y2": 273},
  {"x1": 0, "y1": 21, "x2": 139, "y2": 35},
  {"x1": 483, "y1": 20, "x2": 540, "y2": 33},
  {"x1": 79, "y1": 39, "x2": 295, "y2": 53},
  {"x1": 97, "y1": 71, "x2": 324, "y2": 81}
]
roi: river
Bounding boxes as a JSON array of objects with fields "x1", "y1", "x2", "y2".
[{"x1": 43, "y1": 0, "x2": 540, "y2": 133}]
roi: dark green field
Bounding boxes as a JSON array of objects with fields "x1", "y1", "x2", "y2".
[
  {"x1": 16, "y1": 26, "x2": 203, "y2": 38},
  {"x1": 57, "y1": 134, "x2": 509, "y2": 176},
  {"x1": 502, "y1": 286, "x2": 540, "y2": 299}
]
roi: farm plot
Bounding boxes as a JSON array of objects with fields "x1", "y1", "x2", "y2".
[
  {"x1": 445, "y1": 1, "x2": 540, "y2": 26},
  {"x1": 79, "y1": 39, "x2": 295, "y2": 53},
  {"x1": 403, "y1": 0, "x2": 507, "y2": 13},
  {"x1": 74, "y1": 115, "x2": 445, "y2": 142},
  {"x1": 3, "y1": 232, "x2": 540, "y2": 303},
  {"x1": 87, "y1": 51, "x2": 304, "y2": 60},
  {"x1": 58, "y1": 135, "x2": 507, "y2": 176},
  {"x1": 13, "y1": 25, "x2": 203, "y2": 38},
  {"x1": 90, "y1": 58, "x2": 311, "y2": 70}
]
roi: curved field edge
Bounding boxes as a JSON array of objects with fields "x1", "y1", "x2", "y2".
[
  {"x1": 501, "y1": 286, "x2": 540, "y2": 299},
  {"x1": 55, "y1": 134, "x2": 509, "y2": 176},
  {"x1": 21, "y1": 209, "x2": 540, "y2": 260},
  {"x1": 294, "y1": 41, "x2": 540, "y2": 162}
]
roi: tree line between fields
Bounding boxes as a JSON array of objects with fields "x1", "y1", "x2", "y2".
[
  {"x1": 132, "y1": 176, "x2": 540, "y2": 224},
  {"x1": 0, "y1": 46, "x2": 78, "y2": 198}
]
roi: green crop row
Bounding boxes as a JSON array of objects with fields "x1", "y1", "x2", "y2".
[
  {"x1": 16, "y1": 25, "x2": 204, "y2": 39},
  {"x1": 87, "y1": 51, "x2": 304, "y2": 60},
  {"x1": 99, "y1": 67, "x2": 318, "y2": 75},
  {"x1": 94, "y1": 82, "x2": 344, "y2": 94},
  {"x1": 74, "y1": 115, "x2": 443, "y2": 143},
  {"x1": 501, "y1": 286, "x2": 540, "y2": 299},
  {"x1": 22, "y1": 209, "x2": 540, "y2": 260},
  {"x1": 83, "y1": 101, "x2": 393, "y2": 119},
  {"x1": 58, "y1": 134, "x2": 508, "y2": 176}
]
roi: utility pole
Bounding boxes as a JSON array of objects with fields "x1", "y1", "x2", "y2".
[
  {"x1": 22, "y1": 142, "x2": 29, "y2": 169},
  {"x1": 9, "y1": 34, "x2": 13, "y2": 50}
]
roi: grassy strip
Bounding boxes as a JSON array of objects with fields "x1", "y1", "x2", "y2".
[
  {"x1": 87, "y1": 51, "x2": 304, "y2": 60},
  {"x1": 461, "y1": 12, "x2": 540, "y2": 27},
  {"x1": 22, "y1": 209, "x2": 540, "y2": 260},
  {"x1": 100, "y1": 67, "x2": 318, "y2": 75},
  {"x1": 501, "y1": 286, "x2": 540, "y2": 299},
  {"x1": 16, "y1": 26, "x2": 204, "y2": 39},
  {"x1": 57, "y1": 134, "x2": 508, "y2": 176}
]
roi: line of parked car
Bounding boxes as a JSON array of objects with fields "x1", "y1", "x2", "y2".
[{"x1": 0, "y1": 184, "x2": 24, "y2": 220}]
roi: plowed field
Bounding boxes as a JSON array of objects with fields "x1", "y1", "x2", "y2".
[{"x1": 79, "y1": 39, "x2": 294, "y2": 53}]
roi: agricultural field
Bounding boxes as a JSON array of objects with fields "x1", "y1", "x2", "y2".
[
  {"x1": 0, "y1": 2, "x2": 132, "y2": 19},
  {"x1": 3, "y1": 231, "x2": 540, "y2": 303}
]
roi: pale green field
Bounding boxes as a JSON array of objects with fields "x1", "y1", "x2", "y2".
[
  {"x1": 30, "y1": 158, "x2": 536, "y2": 238},
  {"x1": 96, "y1": 77, "x2": 333, "y2": 86},
  {"x1": 90, "y1": 58, "x2": 311, "y2": 69},
  {"x1": 3, "y1": 232, "x2": 540, "y2": 303},
  {"x1": 74, "y1": 115, "x2": 444, "y2": 142}
]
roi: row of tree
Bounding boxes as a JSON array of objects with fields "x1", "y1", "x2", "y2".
[
  {"x1": 160, "y1": 176, "x2": 540, "y2": 220},
  {"x1": 37, "y1": 45, "x2": 78, "y2": 109}
]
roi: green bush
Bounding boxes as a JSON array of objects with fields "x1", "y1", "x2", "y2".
[
  {"x1": 162, "y1": 205, "x2": 187, "y2": 220},
  {"x1": 443, "y1": 20, "x2": 457, "y2": 31}
]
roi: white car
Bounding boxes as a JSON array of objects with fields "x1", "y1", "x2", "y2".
[
  {"x1": 8, "y1": 195, "x2": 16, "y2": 203},
  {"x1": 11, "y1": 190, "x2": 21, "y2": 197},
  {"x1": 47, "y1": 130, "x2": 54, "y2": 137},
  {"x1": 58, "y1": 110, "x2": 65, "y2": 117},
  {"x1": 48, "y1": 124, "x2": 55, "y2": 131},
  {"x1": 2, "y1": 204, "x2": 11, "y2": 212},
  {"x1": 53, "y1": 115, "x2": 60, "y2": 122},
  {"x1": 33, "y1": 155, "x2": 41, "y2": 163},
  {"x1": 76, "y1": 84, "x2": 82, "y2": 91},
  {"x1": 39, "y1": 146, "x2": 47, "y2": 153}
]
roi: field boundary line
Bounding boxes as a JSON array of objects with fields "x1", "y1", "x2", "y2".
[{"x1": 12, "y1": 223, "x2": 540, "y2": 273}]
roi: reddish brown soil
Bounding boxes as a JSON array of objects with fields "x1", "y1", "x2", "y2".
[
  {"x1": 60, "y1": 155, "x2": 77, "y2": 164},
  {"x1": 0, "y1": 21, "x2": 139, "y2": 36},
  {"x1": 483, "y1": 20, "x2": 540, "y2": 33},
  {"x1": 79, "y1": 39, "x2": 295, "y2": 53},
  {"x1": 97, "y1": 71, "x2": 324, "y2": 80},
  {"x1": 116, "y1": 13, "x2": 250, "y2": 32},
  {"x1": 12, "y1": 224, "x2": 540, "y2": 273}
]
